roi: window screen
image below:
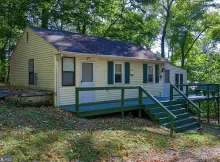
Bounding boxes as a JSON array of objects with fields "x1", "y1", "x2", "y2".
[
  {"x1": 148, "y1": 66, "x2": 153, "y2": 82},
  {"x1": 62, "y1": 57, "x2": 75, "y2": 86},
  {"x1": 115, "y1": 64, "x2": 122, "y2": 83},
  {"x1": 82, "y1": 63, "x2": 93, "y2": 82},
  {"x1": 29, "y1": 59, "x2": 34, "y2": 84},
  {"x1": 165, "y1": 70, "x2": 170, "y2": 83},
  {"x1": 175, "y1": 74, "x2": 179, "y2": 85}
]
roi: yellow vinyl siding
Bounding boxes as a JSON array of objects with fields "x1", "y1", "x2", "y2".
[
  {"x1": 164, "y1": 63, "x2": 187, "y2": 94},
  {"x1": 10, "y1": 28, "x2": 58, "y2": 91},
  {"x1": 58, "y1": 55, "x2": 164, "y2": 106}
]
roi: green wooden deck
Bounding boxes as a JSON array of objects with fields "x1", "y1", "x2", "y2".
[
  {"x1": 58, "y1": 84, "x2": 220, "y2": 134},
  {"x1": 60, "y1": 96, "x2": 169, "y2": 113},
  {"x1": 59, "y1": 95, "x2": 218, "y2": 116}
]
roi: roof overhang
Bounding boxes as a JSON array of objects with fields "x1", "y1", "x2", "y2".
[{"x1": 57, "y1": 51, "x2": 169, "y2": 64}]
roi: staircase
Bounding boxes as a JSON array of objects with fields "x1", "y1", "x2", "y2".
[{"x1": 143, "y1": 101, "x2": 200, "y2": 133}]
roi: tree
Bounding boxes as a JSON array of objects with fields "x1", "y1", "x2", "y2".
[
  {"x1": 167, "y1": 0, "x2": 220, "y2": 68},
  {"x1": 160, "y1": 0, "x2": 174, "y2": 58}
]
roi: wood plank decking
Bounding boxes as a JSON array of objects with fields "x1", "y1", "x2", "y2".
[{"x1": 59, "y1": 95, "x2": 218, "y2": 114}]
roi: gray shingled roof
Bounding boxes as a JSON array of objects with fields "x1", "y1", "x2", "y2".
[{"x1": 29, "y1": 26, "x2": 167, "y2": 61}]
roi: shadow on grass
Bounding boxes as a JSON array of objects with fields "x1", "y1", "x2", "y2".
[{"x1": 0, "y1": 103, "x2": 219, "y2": 161}]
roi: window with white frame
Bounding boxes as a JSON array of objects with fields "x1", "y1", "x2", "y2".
[
  {"x1": 115, "y1": 63, "x2": 123, "y2": 83},
  {"x1": 175, "y1": 73, "x2": 183, "y2": 91},
  {"x1": 148, "y1": 65, "x2": 154, "y2": 83},
  {"x1": 62, "y1": 57, "x2": 75, "y2": 86},
  {"x1": 28, "y1": 59, "x2": 34, "y2": 84}
]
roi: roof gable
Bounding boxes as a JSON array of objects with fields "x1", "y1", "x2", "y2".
[{"x1": 29, "y1": 26, "x2": 167, "y2": 62}]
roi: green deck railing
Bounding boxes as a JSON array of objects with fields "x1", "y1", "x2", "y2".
[
  {"x1": 139, "y1": 86, "x2": 177, "y2": 136},
  {"x1": 170, "y1": 84, "x2": 204, "y2": 127},
  {"x1": 75, "y1": 86, "x2": 177, "y2": 136},
  {"x1": 174, "y1": 83, "x2": 219, "y2": 97},
  {"x1": 172, "y1": 83, "x2": 220, "y2": 124}
]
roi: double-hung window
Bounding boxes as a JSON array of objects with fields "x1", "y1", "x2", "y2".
[
  {"x1": 148, "y1": 65, "x2": 154, "y2": 83},
  {"x1": 175, "y1": 73, "x2": 183, "y2": 91},
  {"x1": 28, "y1": 59, "x2": 34, "y2": 84},
  {"x1": 62, "y1": 57, "x2": 75, "y2": 86},
  {"x1": 115, "y1": 63, "x2": 123, "y2": 83}
]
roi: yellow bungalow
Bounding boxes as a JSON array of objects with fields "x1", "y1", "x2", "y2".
[
  {"x1": 10, "y1": 26, "x2": 219, "y2": 133},
  {"x1": 10, "y1": 26, "x2": 187, "y2": 107}
]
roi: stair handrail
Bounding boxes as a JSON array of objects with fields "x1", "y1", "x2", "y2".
[
  {"x1": 139, "y1": 86, "x2": 176, "y2": 136},
  {"x1": 170, "y1": 84, "x2": 203, "y2": 127}
]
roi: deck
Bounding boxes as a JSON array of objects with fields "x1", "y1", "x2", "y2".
[
  {"x1": 59, "y1": 84, "x2": 220, "y2": 134},
  {"x1": 59, "y1": 94, "x2": 219, "y2": 117}
]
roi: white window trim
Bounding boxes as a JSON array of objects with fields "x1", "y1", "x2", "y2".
[
  {"x1": 147, "y1": 64, "x2": 155, "y2": 83},
  {"x1": 175, "y1": 73, "x2": 184, "y2": 84},
  {"x1": 175, "y1": 73, "x2": 184, "y2": 91},
  {"x1": 114, "y1": 62, "x2": 124, "y2": 84}
]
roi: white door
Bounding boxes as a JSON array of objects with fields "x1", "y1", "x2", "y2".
[
  {"x1": 164, "y1": 70, "x2": 170, "y2": 97},
  {"x1": 80, "y1": 62, "x2": 95, "y2": 103}
]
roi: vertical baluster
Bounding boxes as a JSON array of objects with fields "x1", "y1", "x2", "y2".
[
  {"x1": 170, "y1": 85, "x2": 173, "y2": 100},
  {"x1": 75, "y1": 88, "x2": 79, "y2": 112},
  {"x1": 121, "y1": 88, "x2": 124, "y2": 106},
  {"x1": 186, "y1": 85, "x2": 188, "y2": 97}
]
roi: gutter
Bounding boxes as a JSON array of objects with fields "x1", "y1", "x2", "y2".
[{"x1": 56, "y1": 51, "x2": 169, "y2": 64}]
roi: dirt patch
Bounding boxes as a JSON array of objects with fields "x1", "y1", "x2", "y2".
[{"x1": 103, "y1": 147, "x2": 220, "y2": 162}]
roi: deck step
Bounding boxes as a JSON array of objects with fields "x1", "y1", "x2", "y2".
[
  {"x1": 151, "y1": 109, "x2": 186, "y2": 118},
  {"x1": 162, "y1": 117, "x2": 194, "y2": 128},
  {"x1": 165, "y1": 104, "x2": 183, "y2": 110},
  {"x1": 170, "y1": 108, "x2": 186, "y2": 115},
  {"x1": 158, "y1": 112, "x2": 190, "y2": 123},
  {"x1": 143, "y1": 99, "x2": 199, "y2": 133},
  {"x1": 174, "y1": 122, "x2": 198, "y2": 133}
]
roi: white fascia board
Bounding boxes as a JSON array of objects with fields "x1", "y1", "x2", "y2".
[{"x1": 57, "y1": 51, "x2": 168, "y2": 64}]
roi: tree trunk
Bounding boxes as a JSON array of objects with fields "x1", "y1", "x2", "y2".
[
  {"x1": 41, "y1": 8, "x2": 49, "y2": 28},
  {"x1": 160, "y1": 0, "x2": 174, "y2": 58},
  {"x1": 161, "y1": 24, "x2": 167, "y2": 58},
  {"x1": 181, "y1": 46, "x2": 185, "y2": 68}
]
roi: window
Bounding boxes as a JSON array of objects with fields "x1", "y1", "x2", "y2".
[
  {"x1": 26, "y1": 32, "x2": 29, "y2": 42},
  {"x1": 175, "y1": 73, "x2": 183, "y2": 91},
  {"x1": 148, "y1": 66, "x2": 154, "y2": 83},
  {"x1": 165, "y1": 70, "x2": 170, "y2": 83},
  {"x1": 29, "y1": 59, "x2": 34, "y2": 84},
  {"x1": 115, "y1": 63, "x2": 123, "y2": 83},
  {"x1": 62, "y1": 57, "x2": 75, "y2": 86}
]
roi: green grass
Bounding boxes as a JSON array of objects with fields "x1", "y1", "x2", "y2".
[{"x1": 0, "y1": 102, "x2": 219, "y2": 161}]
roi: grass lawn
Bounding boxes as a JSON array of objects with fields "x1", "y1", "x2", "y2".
[{"x1": 0, "y1": 101, "x2": 219, "y2": 162}]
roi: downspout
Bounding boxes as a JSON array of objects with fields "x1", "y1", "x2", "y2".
[{"x1": 56, "y1": 56, "x2": 60, "y2": 107}]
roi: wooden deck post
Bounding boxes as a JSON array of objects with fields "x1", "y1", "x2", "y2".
[
  {"x1": 121, "y1": 111, "x2": 125, "y2": 119},
  {"x1": 139, "y1": 87, "x2": 143, "y2": 104},
  {"x1": 138, "y1": 109, "x2": 142, "y2": 118}
]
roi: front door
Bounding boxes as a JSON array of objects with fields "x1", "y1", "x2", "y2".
[
  {"x1": 80, "y1": 62, "x2": 95, "y2": 103},
  {"x1": 164, "y1": 70, "x2": 170, "y2": 97}
]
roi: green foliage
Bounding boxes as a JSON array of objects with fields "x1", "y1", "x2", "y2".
[{"x1": 0, "y1": 0, "x2": 219, "y2": 83}]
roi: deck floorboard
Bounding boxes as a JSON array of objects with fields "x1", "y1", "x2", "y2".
[{"x1": 59, "y1": 95, "x2": 218, "y2": 113}]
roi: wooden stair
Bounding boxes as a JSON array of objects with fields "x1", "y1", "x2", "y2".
[{"x1": 143, "y1": 101, "x2": 200, "y2": 133}]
